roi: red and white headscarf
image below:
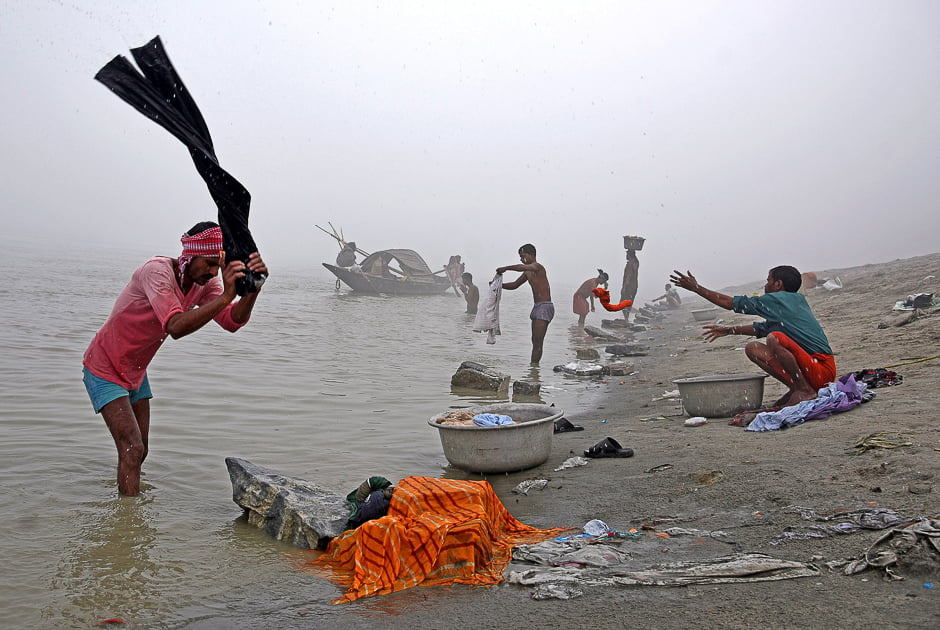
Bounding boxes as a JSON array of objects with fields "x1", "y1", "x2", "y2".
[{"x1": 178, "y1": 226, "x2": 223, "y2": 281}]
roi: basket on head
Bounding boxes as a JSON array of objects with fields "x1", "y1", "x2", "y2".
[{"x1": 623, "y1": 235, "x2": 645, "y2": 250}]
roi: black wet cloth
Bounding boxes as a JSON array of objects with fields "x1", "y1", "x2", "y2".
[
  {"x1": 94, "y1": 36, "x2": 265, "y2": 295},
  {"x1": 854, "y1": 368, "x2": 903, "y2": 388},
  {"x1": 346, "y1": 476, "x2": 393, "y2": 529},
  {"x1": 347, "y1": 490, "x2": 392, "y2": 529}
]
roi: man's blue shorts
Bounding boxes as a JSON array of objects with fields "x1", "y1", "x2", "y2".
[{"x1": 83, "y1": 368, "x2": 153, "y2": 414}]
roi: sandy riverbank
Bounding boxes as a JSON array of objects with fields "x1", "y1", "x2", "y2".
[{"x1": 329, "y1": 253, "x2": 940, "y2": 630}]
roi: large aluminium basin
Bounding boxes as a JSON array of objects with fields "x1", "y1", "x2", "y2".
[{"x1": 428, "y1": 403, "x2": 563, "y2": 474}]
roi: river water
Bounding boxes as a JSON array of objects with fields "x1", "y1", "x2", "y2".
[{"x1": 0, "y1": 242, "x2": 623, "y2": 628}]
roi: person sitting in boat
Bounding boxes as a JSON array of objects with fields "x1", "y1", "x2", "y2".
[{"x1": 336, "y1": 242, "x2": 358, "y2": 267}]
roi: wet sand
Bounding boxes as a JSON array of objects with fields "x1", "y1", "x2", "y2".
[{"x1": 329, "y1": 253, "x2": 940, "y2": 629}]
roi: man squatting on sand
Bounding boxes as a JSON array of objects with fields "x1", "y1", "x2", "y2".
[
  {"x1": 83, "y1": 222, "x2": 268, "y2": 496},
  {"x1": 497, "y1": 243, "x2": 553, "y2": 364},
  {"x1": 670, "y1": 265, "x2": 836, "y2": 408}
]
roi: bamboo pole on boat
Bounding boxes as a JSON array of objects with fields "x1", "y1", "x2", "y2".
[{"x1": 316, "y1": 224, "x2": 370, "y2": 257}]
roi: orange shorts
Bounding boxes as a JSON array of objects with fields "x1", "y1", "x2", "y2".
[{"x1": 768, "y1": 331, "x2": 836, "y2": 389}]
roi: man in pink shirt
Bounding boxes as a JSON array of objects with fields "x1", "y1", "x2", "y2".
[{"x1": 83, "y1": 222, "x2": 268, "y2": 496}]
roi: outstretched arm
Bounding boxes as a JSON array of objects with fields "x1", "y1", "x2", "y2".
[
  {"x1": 497, "y1": 264, "x2": 533, "y2": 290},
  {"x1": 500, "y1": 273, "x2": 529, "y2": 290},
  {"x1": 669, "y1": 270, "x2": 733, "y2": 310},
  {"x1": 701, "y1": 322, "x2": 755, "y2": 342},
  {"x1": 497, "y1": 262, "x2": 538, "y2": 274}
]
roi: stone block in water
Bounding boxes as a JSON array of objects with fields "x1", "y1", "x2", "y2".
[
  {"x1": 605, "y1": 343, "x2": 650, "y2": 357},
  {"x1": 225, "y1": 457, "x2": 351, "y2": 549},
  {"x1": 583, "y1": 325, "x2": 630, "y2": 342},
  {"x1": 451, "y1": 361, "x2": 510, "y2": 391},
  {"x1": 512, "y1": 380, "x2": 541, "y2": 396},
  {"x1": 575, "y1": 347, "x2": 600, "y2": 360}
]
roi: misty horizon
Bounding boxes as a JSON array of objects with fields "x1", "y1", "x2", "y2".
[{"x1": 2, "y1": 1, "x2": 938, "y2": 295}]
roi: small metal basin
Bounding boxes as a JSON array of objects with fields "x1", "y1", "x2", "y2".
[
  {"x1": 691, "y1": 307, "x2": 720, "y2": 321},
  {"x1": 673, "y1": 373, "x2": 768, "y2": 418}
]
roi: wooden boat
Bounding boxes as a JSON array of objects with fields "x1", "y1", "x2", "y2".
[{"x1": 323, "y1": 249, "x2": 454, "y2": 295}]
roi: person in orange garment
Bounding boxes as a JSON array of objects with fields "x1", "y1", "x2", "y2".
[
  {"x1": 572, "y1": 269, "x2": 609, "y2": 328},
  {"x1": 669, "y1": 265, "x2": 835, "y2": 408}
]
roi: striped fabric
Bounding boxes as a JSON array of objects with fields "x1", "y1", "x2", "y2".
[
  {"x1": 310, "y1": 476, "x2": 569, "y2": 604},
  {"x1": 178, "y1": 226, "x2": 224, "y2": 282},
  {"x1": 180, "y1": 226, "x2": 223, "y2": 258}
]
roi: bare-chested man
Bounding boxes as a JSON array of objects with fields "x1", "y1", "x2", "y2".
[
  {"x1": 573, "y1": 269, "x2": 609, "y2": 328},
  {"x1": 497, "y1": 243, "x2": 553, "y2": 364},
  {"x1": 459, "y1": 272, "x2": 479, "y2": 314}
]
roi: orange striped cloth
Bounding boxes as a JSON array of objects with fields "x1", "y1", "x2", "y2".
[{"x1": 309, "y1": 476, "x2": 570, "y2": 604}]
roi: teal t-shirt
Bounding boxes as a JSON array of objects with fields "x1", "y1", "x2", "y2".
[{"x1": 732, "y1": 291, "x2": 833, "y2": 355}]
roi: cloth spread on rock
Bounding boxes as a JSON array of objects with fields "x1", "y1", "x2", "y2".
[
  {"x1": 473, "y1": 275, "x2": 502, "y2": 344},
  {"x1": 746, "y1": 372, "x2": 874, "y2": 432},
  {"x1": 312, "y1": 476, "x2": 568, "y2": 603},
  {"x1": 592, "y1": 286, "x2": 633, "y2": 312}
]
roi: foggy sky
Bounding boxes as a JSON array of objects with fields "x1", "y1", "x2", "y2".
[{"x1": 1, "y1": 1, "x2": 938, "y2": 296}]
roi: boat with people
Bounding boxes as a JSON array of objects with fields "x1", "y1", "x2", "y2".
[{"x1": 318, "y1": 224, "x2": 460, "y2": 295}]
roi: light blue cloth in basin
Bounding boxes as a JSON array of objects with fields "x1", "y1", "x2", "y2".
[{"x1": 473, "y1": 413, "x2": 516, "y2": 427}]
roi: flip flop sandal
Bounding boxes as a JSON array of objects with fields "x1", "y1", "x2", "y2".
[
  {"x1": 554, "y1": 417, "x2": 585, "y2": 433},
  {"x1": 584, "y1": 436, "x2": 634, "y2": 458}
]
